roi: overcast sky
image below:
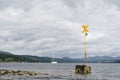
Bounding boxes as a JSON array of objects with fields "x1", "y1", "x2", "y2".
[{"x1": 0, "y1": 0, "x2": 120, "y2": 58}]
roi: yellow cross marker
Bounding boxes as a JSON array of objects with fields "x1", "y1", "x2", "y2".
[
  {"x1": 81, "y1": 24, "x2": 89, "y2": 64},
  {"x1": 82, "y1": 25, "x2": 89, "y2": 33}
]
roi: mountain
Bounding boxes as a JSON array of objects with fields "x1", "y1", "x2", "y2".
[
  {"x1": 0, "y1": 51, "x2": 54, "y2": 62},
  {"x1": 19, "y1": 55, "x2": 52, "y2": 62},
  {"x1": 60, "y1": 56, "x2": 120, "y2": 63},
  {"x1": 113, "y1": 59, "x2": 120, "y2": 63},
  {"x1": 86, "y1": 56, "x2": 120, "y2": 63},
  {"x1": 0, "y1": 51, "x2": 48, "y2": 62},
  {"x1": 58, "y1": 57, "x2": 84, "y2": 63},
  {"x1": 0, "y1": 51, "x2": 120, "y2": 63},
  {"x1": 0, "y1": 51, "x2": 13, "y2": 55}
]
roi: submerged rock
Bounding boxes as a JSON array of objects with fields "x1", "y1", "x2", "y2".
[{"x1": 0, "y1": 69, "x2": 49, "y2": 76}]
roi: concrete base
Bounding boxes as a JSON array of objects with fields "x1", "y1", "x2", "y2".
[{"x1": 75, "y1": 65, "x2": 91, "y2": 74}]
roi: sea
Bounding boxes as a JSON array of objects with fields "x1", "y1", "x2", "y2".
[{"x1": 0, "y1": 63, "x2": 120, "y2": 80}]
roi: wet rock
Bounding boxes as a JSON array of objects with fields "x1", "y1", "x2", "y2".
[
  {"x1": 75, "y1": 65, "x2": 91, "y2": 74},
  {"x1": 0, "y1": 70, "x2": 7, "y2": 75},
  {"x1": 0, "y1": 69, "x2": 48, "y2": 76}
]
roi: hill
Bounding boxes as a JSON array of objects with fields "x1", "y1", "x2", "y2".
[
  {"x1": 0, "y1": 51, "x2": 120, "y2": 63},
  {"x1": 0, "y1": 51, "x2": 51, "y2": 62},
  {"x1": 86, "y1": 56, "x2": 120, "y2": 63}
]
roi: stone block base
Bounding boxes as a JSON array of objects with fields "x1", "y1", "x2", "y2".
[{"x1": 75, "y1": 65, "x2": 91, "y2": 74}]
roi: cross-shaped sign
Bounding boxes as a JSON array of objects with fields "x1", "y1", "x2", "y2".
[{"x1": 82, "y1": 25, "x2": 89, "y2": 33}]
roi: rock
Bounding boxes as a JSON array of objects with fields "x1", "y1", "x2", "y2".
[
  {"x1": 18, "y1": 71, "x2": 24, "y2": 75},
  {"x1": 0, "y1": 70, "x2": 7, "y2": 75},
  {"x1": 43, "y1": 73, "x2": 49, "y2": 75},
  {"x1": 0, "y1": 69, "x2": 48, "y2": 76},
  {"x1": 75, "y1": 65, "x2": 91, "y2": 74},
  {"x1": 28, "y1": 71, "x2": 37, "y2": 76}
]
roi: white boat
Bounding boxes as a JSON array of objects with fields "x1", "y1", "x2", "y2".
[
  {"x1": 51, "y1": 53, "x2": 58, "y2": 64},
  {"x1": 51, "y1": 61, "x2": 58, "y2": 64}
]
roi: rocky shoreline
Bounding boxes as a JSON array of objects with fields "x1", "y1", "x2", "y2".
[{"x1": 0, "y1": 69, "x2": 49, "y2": 76}]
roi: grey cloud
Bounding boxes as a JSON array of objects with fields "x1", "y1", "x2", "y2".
[
  {"x1": 0, "y1": 0, "x2": 119, "y2": 58},
  {"x1": 0, "y1": 0, "x2": 33, "y2": 10},
  {"x1": 105, "y1": 0, "x2": 120, "y2": 8}
]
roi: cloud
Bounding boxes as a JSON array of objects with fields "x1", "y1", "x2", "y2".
[{"x1": 0, "y1": 0, "x2": 119, "y2": 58}]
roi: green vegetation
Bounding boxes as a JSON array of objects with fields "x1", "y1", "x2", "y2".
[{"x1": 0, "y1": 51, "x2": 51, "y2": 62}]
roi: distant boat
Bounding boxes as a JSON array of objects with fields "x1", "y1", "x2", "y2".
[
  {"x1": 51, "y1": 53, "x2": 58, "y2": 64},
  {"x1": 51, "y1": 61, "x2": 58, "y2": 64}
]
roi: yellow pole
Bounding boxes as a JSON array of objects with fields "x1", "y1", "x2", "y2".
[
  {"x1": 82, "y1": 24, "x2": 89, "y2": 64},
  {"x1": 84, "y1": 33, "x2": 87, "y2": 64}
]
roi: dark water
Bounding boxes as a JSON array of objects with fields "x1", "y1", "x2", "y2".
[{"x1": 0, "y1": 63, "x2": 120, "y2": 80}]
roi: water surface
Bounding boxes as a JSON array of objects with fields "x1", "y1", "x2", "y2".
[{"x1": 0, "y1": 63, "x2": 120, "y2": 80}]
